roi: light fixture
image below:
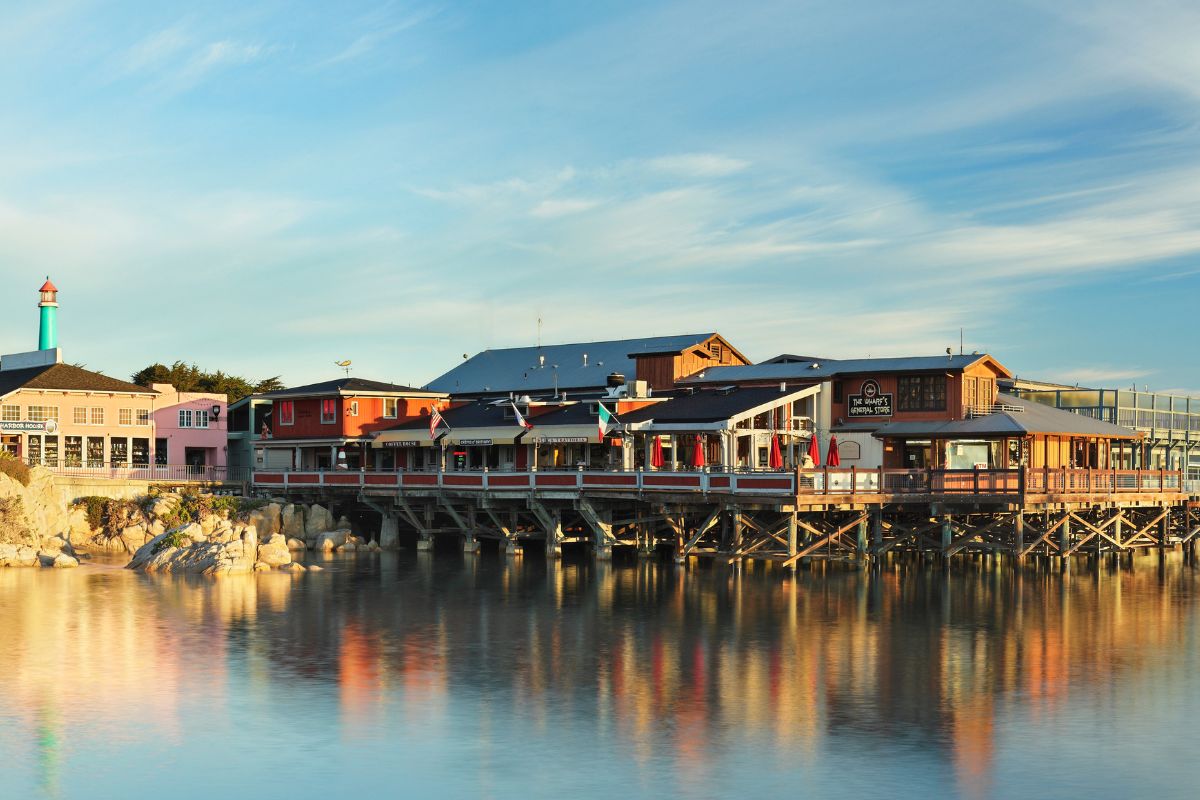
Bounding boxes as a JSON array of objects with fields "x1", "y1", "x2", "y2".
[{"x1": 210, "y1": 404, "x2": 221, "y2": 422}]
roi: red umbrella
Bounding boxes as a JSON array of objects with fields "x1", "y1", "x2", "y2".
[
  {"x1": 651, "y1": 436, "x2": 664, "y2": 469},
  {"x1": 691, "y1": 434, "x2": 706, "y2": 468},
  {"x1": 768, "y1": 434, "x2": 783, "y2": 469},
  {"x1": 806, "y1": 434, "x2": 821, "y2": 467},
  {"x1": 826, "y1": 435, "x2": 841, "y2": 467}
]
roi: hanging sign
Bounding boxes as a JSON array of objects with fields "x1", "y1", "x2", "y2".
[
  {"x1": 534, "y1": 436, "x2": 589, "y2": 444},
  {"x1": 847, "y1": 379, "x2": 893, "y2": 417},
  {"x1": 382, "y1": 440, "x2": 424, "y2": 448},
  {"x1": 457, "y1": 438, "x2": 493, "y2": 446}
]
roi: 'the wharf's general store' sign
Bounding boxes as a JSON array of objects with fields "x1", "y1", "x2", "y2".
[{"x1": 847, "y1": 379, "x2": 893, "y2": 417}]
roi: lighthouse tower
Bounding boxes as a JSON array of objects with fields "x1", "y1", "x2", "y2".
[{"x1": 38, "y1": 278, "x2": 58, "y2": 351}]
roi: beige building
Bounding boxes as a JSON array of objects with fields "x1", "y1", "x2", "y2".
[{"x1": 0, "y1": 348, "x2": 157, "y2": 467}]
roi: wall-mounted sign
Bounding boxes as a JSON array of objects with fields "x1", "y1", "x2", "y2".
[
  {"x1": 457, "y1": 438, "x2": 493, "y2": 446},
  {"x1": 534, "y1": 437, "x2": 589, "y2": 444},
  {"x1": 847, "y1": 379, "x2": 893, "y2": 417},
  {"x1": 382, "y1": 440, "x2": 424, "y2": 448},
  {"x1": 0, "y1": 420, "x2": 56, "y2": 433}
]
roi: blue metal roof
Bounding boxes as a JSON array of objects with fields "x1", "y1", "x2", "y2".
[
  {"x1": 681, "y1": 354, "x2": 1000, "y2": 384},
  {"x1": 425, "y1": 333, "x2": 718, "y2": 395}
]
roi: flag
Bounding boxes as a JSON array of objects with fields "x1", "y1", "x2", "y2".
[
  {"x1": 597, "y1": 403, "x2": 616, "y2": 441},
  {"x1": 429, "y1": 407, "x2": 447, "y2": 437},
  {"x1": 512, "y1": 401, "x2": 534, "y2": 430}
]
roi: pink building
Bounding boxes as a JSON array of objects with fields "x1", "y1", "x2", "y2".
[{"x1": 150, "y1": 384, "x2": 228, "y2": 469}]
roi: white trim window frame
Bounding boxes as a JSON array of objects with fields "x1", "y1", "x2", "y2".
[
  {"x1": 119, "y1": 408, "x2": 133, "y2": 426},
  {"x1": 383, "y1": 398, "x2": 398, "y2": 418},
  {"x1": 278, "y1": 400, "x2": 295, "y2": 426},
  {"x1": 179, "y1": 409, "x2": 193, "y2": 428},
  {"x1": 321, "y1": 399, "x2": 336, "y2": 425},
  {"x1": 73, "y1": 407, "x2": 87, "y2": 425},
  {"x1": 195, "y1": 409, "x2": 209, "y2": 429},
  {"x1": 1, "y1": 405, "x2": 20, "y2": 423}
]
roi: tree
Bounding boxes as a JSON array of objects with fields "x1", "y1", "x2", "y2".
[{"x1": 131, "y1": 361, "x2": 286, "y2": 403}]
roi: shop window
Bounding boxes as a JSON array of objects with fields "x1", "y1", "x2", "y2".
[
  {"x1": 2, "y1": 405, "x2": 20, "y2": 422},
  {"x1": 155, "y1": 438, "x2": 169, "y2": 465},
  {"x1": 897, "y1": 375, "x2": 946, "y2": 412},
  {"x1": 64, "y1": 436, "x2": 83, "y2": 467},
  {"x1": 321, "y1": 399, "x2": 336, "y2": 424},
  {"x1": 43, "y1": 437, "x2": 59, "y2": 467},
  {"x1": 27, "y1": 436, "x2": 41, "y2": 464},
  {"x1": 132, "y1": 438, "x2": 150, "y2": 466},
  {"x1": 277, "y1": 401, "x2": 295, "y2": 426},
  {"x1": 111, "y1": 439, "x2": 128, "y2": 467},
  {"x1": 86, "y1": 437, "x2": 104, "y2": 467}
]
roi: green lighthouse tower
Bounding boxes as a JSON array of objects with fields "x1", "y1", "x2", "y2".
[{"x1": 38, "y1": 278, "x2": 58, "y2": 350}]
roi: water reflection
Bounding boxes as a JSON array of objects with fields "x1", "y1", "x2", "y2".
[{"x1": 0, "y1": 553, "x2": 1198, "y2": 798}]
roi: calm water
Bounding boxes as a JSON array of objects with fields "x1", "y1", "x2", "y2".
[{"x1": 2, "y1": 550, "x2": 1199, "y2": 799}]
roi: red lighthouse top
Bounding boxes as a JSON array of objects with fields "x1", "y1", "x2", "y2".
[{"x1": 39, "y1": 278, "x2": 58, "y2": 293}]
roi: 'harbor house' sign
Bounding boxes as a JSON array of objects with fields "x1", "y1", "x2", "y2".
[{"x1": 847, "y1": 379, "x2": 893, "y2": 417}]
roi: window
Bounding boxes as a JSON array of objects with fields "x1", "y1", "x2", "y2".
[
  {"x1": 73, "y1": 407, "x2": 87, "y2": 425},
  {"x1": 64, "y1": 436, "x2": 82, "y2": 467},
  {"x1": 832, "y1": 381, "x2": 844, "y2": 404},
  {"x1": 119, "y1": 408, "x2": 133, "y2": 426},
  {"x1": 110, "y1": 439, "x2": 128, "y2": 467},
  {"x1": 1, "y1": 405, "x2": 19, "y2": 422},
  {"x1": 29, "y1": 406, "x2": 59, "y2": 422},
  {"x1": 195, "y1": 410, "x2": 209, "y2": 429},
  {"x1": 136, "y1": 409, "x2": 150, "y2": 426},
  {"x1": 179, "y1": 409, "x2": 193, "y2": 428},
  {"x1": 155, "y1": 438, "x2": 168, "y2": 465},
  {"x1": 710, "y1": 343, "x2": 724, "y2": 361},
  {"x1": 384, "y1": 398, "x2": 398, "y2": 418},
  {"x1": 90, "y1": 407, "x2": 103, "y2": 425},
  {"x1": 897, "y1": 375, "x2": 947, "y2": 412},
  {"x1": 132, "y1": 438, "x2": 150, "y2": 466},
  {"x1": 44, "y1": 436, "x2": 59, "y2": 467},
  {"x1": 86, "y1": 437, "x2": 104, "y2": 467},
  {"x1": 321, "y1": 398, "x2": 336, "y2": 424},
  {"x1": 277, "y1": 400, "x2": 295, "y2": 426},
  {"x1": 348, "y1": 401, "x2": 359, "y2": 417}
]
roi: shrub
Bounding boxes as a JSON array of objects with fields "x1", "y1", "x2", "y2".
[
  {"x1": 72, "y1": 496, "x2": 143, "y2": 540},
  {"x1": 0, "y1": 451, "x2": 30, "y2": 487},
  {"x1": 151, "y1": 530, "x2": 190, "y2": 554},
  {"x1": 76, "y1": 496, "x2": 108, "y2": 530}
]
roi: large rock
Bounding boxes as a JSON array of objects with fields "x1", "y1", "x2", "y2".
[
  {"x1": 286, "y1": 537, "x2": 307, "y2": 551},
  {"x1": 52, "y1": 553, "x2": 79, "y2": 568},
  {"x1": 281, "y1": 504, "x2": 304, "y2": 539},
  {"x1": 305, "y1": 505, "x2": 335, "y2": 537},
  {"x1": 127, "y1": 523, "x2": 259, "y2": 575},
  {"x1": 256, "y1": 534, "x2": 292, "y2": 567},
  {"x1": 246, "y1": 503, "x2": 282, "y2": 538},
  {"x1": 147, "y1": 493, "x2": 181, "y2": 520},
  {"x1": 316, "y1": 529, "x2": 350, "y2": 552}
]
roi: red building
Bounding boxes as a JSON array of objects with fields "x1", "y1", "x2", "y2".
[{"x1": 256, "y1": 378, "x2": 447, "y2": 470}]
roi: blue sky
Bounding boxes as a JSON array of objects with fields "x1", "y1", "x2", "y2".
[{"x1": 1, "y1": 0, "x2": 1199, "y2": 391}]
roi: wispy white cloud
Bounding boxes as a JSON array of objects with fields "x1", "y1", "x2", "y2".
[
  {"x1": 530, "y1": 198, "x2": 600, "y2": 218},
  {"x1": 316, "y1": 7, "x2": 440, "y2": 67},
  {"x1": 645, "y1": 153, "x2": 749, "y2": 178}
]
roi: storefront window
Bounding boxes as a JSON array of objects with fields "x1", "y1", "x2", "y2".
[
  {"x1": 897, "y1": 375, "x2": 947, "y2": 412},
  {"x1": 27, "y1": 436, "x2": 42, "y2": 464},
  {"x1": 65, "y1": 436, "x2": 83, "y2": 467},
  {"x1": 945, "y1": 440, "x2": 991, "y2": 469},
  {"x1": 44, "y1": 436, "x2": 59, "y2": 467},
  {"x1": 87, "y1": 437, "x2": 104, "y2": 467},
  {"x1": 111, "y1": 440, "x2": 128, "y2": 467},
  {"x1": 132, "y1": 438, "x2": 150, "y2": 466}
]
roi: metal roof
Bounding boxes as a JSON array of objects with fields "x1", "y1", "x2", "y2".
[
  {"x1": 260, "y1": 377, "x2": 444, "y2": 399},
  {"x1": 681, "y1": 354, "x2": 1005, "y2": 384},
  {"x1": 620, "y1": 386, "x2": 808, "y2": 425},
  {"x1": 873, "y1": 394, "x2": 1141, "y2": 439},
  {"x1": 424, "y1": 333, "x2": 720, "y2": 395}
]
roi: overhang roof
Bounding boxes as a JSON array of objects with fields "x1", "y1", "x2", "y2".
[
  {"x1": 621, "y1": 385, "x2": 814, "y2": 425},
  {"x1": 681, "y1": 354, "x2": 1011, "y2": 384},
  {"x1": 0, "y1": 363, "x2": 156, "y2": 398},
  {"x1": 260, "y1": 377, "x2": 445, "y2": 400},
  {"x1": 872, "y1": 394, "x2": 1141, "y2": 439}
]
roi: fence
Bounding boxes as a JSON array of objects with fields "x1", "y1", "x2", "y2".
[{"x1": 41, "y1": 464, "x2": 251, "y2": 483}]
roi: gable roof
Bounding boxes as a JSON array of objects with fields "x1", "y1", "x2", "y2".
[
  {"x1": 425, "y1": 333, "x2": 726, "y2": 395},
  {"x1": 260, "y1": 377, "x2": 444, "y2": 400},
  {"x1": 0, "y1": 363, "x2": 156, "y2": 398},
  {"x1": 681, "y1": 354, "x2": 1010, "y2": 384},
  {"x1": 873, "y1": 394, "x2": 1140, "y2": 439}
]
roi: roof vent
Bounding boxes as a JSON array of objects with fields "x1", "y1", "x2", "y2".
[
  {"x1": 716, "y1": 385, "x2": 737, "y2": 396},
  {"x1": 606, "y1": 371, "x2": 625, "y2": 388},
  {"x1": 538, "y1": 354, "x2": 545, "y2": 367},
  {"x1": 809, "y1": 362, "x2": 821, "y2": 369},
  {"x1": 780, "y1": 381, "x2": 787, "y2": 392},
  {"x1": 582, "y1": 353, "x2": 588, "y2": 367}
]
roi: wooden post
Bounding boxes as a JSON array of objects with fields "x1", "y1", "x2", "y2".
[
  {"x1": 856, "y1": 514, "x2": 868, "y2": 563},
  {"x1": 941, "y1": 514, "x2": 952, "y2": 556},
  {"x1": 787, "y1": 512, "x2": 797, "y2": 572},
  {"x1": 1014, "y1": 511, "x2": 1024, "y2": 561}
]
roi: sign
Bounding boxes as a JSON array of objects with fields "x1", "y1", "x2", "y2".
[
  {"x1": 457, "y1": 438, "x2": 493, "y2": 446},
  {"x1": 0, "y1": 420, "x2": 56, "y2": 433},
  {"x1": 847, "y1": 379, "x2": 893, "y2": 417},
  {"x1": 382, "y1": 440, "x2": 425, "y2": 448},
  {"x1": 534, "y1": 437, "x2": 589, "y2": 444}
]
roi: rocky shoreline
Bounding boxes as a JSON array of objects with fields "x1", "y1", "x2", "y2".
[{"x1": 0, "y1": 465, "x2": 376, "y2": 574}]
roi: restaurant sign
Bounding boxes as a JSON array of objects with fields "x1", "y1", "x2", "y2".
[
  {"x1": 457, "y1": 438, "x2": 493, "y2": 447},
  {"x1": 382, "y1": 440, "x2": 425, "y2": 448},
  {"x1": 847, "y1": 380, "x2": 893, "y2": 417},
  {"x1": 0, "y1": 420, "x2": 58, "y2": 433},
  {"x1": 534, "y1": 437, "x2": 589, "y2": 444}
]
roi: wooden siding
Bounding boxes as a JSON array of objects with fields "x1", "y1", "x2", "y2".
[
  {"x1": 634, "y1": 334, "x2": 749, "y2": 390},
  {"x1": 275, "y1": 396, "x2": 442, "y2": 438}
]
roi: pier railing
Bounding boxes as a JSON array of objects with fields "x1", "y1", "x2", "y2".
[
  {"x1": 251, "y1": 466, "x2": 1184, "y2": 498},
  {"x1": 39, "y1": 464, "x2": 251, "y2": 483}
]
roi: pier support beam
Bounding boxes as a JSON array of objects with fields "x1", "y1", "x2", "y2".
[
  {"x1": 1014, "y1": 512, "x2": 1024, "y2": 562},
  {"x1": 787, "y1": 513, "x2": 797, "y2": 571},
  {"x1": 380, "y1": 510, "x2": 399, "y2": 550}
]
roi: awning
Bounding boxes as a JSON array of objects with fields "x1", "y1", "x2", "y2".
[
  {"x1": 445, "y1": 426, "x2": 522, "y2": 446},
  {"x1": 373, "y1": 429, "x2": 435, "y2": 447},
  {"x1": 527, "y1": 424, "x2": 600, "y2": 444}
]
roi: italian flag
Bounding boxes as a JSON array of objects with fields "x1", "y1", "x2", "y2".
[{"x1": 597, "y1": 403, "x2": 615, "y2": 440}]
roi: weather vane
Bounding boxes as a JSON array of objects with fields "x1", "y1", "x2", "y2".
[{"x1": 335, "y1": 359, "x2": 352, "y2": 377}]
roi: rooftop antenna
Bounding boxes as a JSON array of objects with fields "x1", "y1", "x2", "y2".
[
  {"x1": 537, "y1": 316, "x2": 542, "y2": 349},
  {"x1": 959, "y1": 328, "x2": 963, "y2": 355},
  {"x1": 335, "y1": 359, "x2": 352, "y2": 377}
]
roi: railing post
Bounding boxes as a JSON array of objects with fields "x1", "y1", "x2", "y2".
[
  {"x1": 850, "y1": 465, "x2": 857, "y2": 494},
  {"x1": 876, "y1": 465, "x2": 883, "y2": 494},
  {"x1": 972, "y1": 466, "x2": 979, "y2": 495},
  {"x1": 1160, "y1": 468, "x2": 1165, "y2": 492},
  {"x1": 823, "y1": 466, "x2": 829, "y2": 495}
]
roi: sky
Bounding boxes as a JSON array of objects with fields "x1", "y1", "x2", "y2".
[{"x1": 1, "y1": 0, "x2": 1199, "y2": 392}]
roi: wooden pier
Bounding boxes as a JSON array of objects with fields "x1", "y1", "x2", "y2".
[{"x1": 251, "y1": 466, "x2": 1195, "y2": 564}]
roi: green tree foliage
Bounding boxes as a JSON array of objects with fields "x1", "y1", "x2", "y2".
[{"x1": 130, "y1": 361, "x2": 283, "y2": 403}]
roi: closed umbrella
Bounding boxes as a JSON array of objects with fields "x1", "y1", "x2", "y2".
[
  {"x1": 651, "y1": 436, "x2": 664, "y2": 469},
  {"x1": 769, "y1": 434, "x2": 784, "y2": 469},
  {"x1": 691, "y1": 434, "x2": 706, "y2": 468},
  {"x1": 826, "y1": 435, "x2": 841, "y2": 467},
  {"x1": 806, "y1": 434, "x2": 821, "y2": 467}
]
